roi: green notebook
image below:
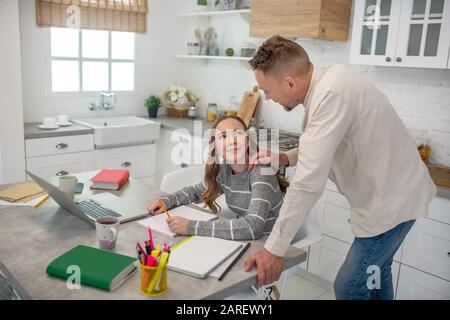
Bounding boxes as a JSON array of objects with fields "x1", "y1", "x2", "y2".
[{"x1": 46, "y1": 245, "x2": 137, "y2": 291}]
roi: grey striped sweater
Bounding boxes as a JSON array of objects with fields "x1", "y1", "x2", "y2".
[{"x1": 159, "y1": 165, "x2": 284, "y2": 240}]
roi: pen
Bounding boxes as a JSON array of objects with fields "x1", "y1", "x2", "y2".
[
  {"x1": 137, "y1": 242, "x2": 146, "y2": 257},
  {"x1": 148, "y1": 228, "x2": 154, "y2": 250},
  {"x1": 34, "y1": 194, "x2": 49, "y2": 208},
  {"x1": 145, "y1": 241, "x2": 151, "y2": 255},
  {"x1": 160, "y1": 201, "x2": 171, "y2": 220},
  {"x1": 218, "y1": 242, "x2": 251, "y2": 281}
]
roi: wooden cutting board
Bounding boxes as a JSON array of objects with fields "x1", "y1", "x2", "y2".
[
  {"x1": 427, "y1": 164, "x2": 450, "y2": 188},
  {"x1": 237, "y1": 86, "x2": 260, "y2": 127}
]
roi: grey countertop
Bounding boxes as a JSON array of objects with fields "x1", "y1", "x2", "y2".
[
  {"x1": 24, "y1": 115, "x2": 212, "y2": 140},
  {"x1": 24, "y1": 122, "x2": 94, "y2": 139},
  {"x1": 22, "y1": 117, "x2": 450, "y2": 200},
  {"x1": 0, "y1": 171, "x2": 306, "y2": 300}
]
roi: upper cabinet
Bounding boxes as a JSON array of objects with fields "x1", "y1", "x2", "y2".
[
  {"x1": 250, "y1": 0, "x2": 352, "y2": 41},
  {"x1": 350, "y1": 0, "x2": 450, "y2": 69}
]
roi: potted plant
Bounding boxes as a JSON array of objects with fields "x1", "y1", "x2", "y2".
[
  {"x1": 196, "y1": 0, "x2": 208, "y2": 12},
  {"x1": 163, "y1": 85, "x2": 200, "y2": 118},
  {"x1": 145, "y1": 95, "x2": 162, "y2": 118}
]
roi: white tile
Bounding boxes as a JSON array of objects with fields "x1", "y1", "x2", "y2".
[{"x1": 282, "y1": 274, "x2": 329, "y2": 300}]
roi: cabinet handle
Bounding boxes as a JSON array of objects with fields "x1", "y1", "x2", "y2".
[
  {"x1": 178, "y1": 137, "x2": 189, "y2": 144},
  {"x1": 396, "y1": 57, "x2": 402, "y2": 62},
  {"x1": 385, "y1": 57, "x2": 391, "y2": 62},
  {"x1": 121, "y1": 161, "x2": 132, "y2": 167},
  {"x1": 56, "y1": 170, "x2": 69, "y2": 176},
  {"x1": 347, "y1": 218, "x2": 351, "y2": 224},
  {"x1": 181, "y1": 163, "x2": 188, "y2": 168},
  {"x1": 55, "y1": 143, "x2": 68, "y2": 149}
]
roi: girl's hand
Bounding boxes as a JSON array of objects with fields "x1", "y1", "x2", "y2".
[
  {"x1": 167, "y1": 216, "x2": 190, "y2": 235},
  {"x1": 147, "y1": 200, "x2": 164, "y2": 215}
]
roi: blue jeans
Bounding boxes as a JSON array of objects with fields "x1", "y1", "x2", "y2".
[{"x1": 334, "y1": 219, "x2": 416, "y2": 300}]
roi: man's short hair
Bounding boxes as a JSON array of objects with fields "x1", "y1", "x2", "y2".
[{"x1": 249, "y1": 35, "x2": 311, "y2": 76}]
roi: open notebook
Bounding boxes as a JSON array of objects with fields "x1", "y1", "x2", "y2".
[
  {"x1": 137, "y1": 205, "x2": 216, "y2": 237},
  {"x1": 167, "y1": 236, "x2": 243, "y2": 279}
]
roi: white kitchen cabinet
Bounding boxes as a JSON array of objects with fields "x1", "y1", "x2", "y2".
[
  {"x1": 25, "y1": 135, "x2": 94, "y2": 158},
  {"x1": 308, "y1": 235, "x2": 351, "y2": 283},
  {"x1": 94, "y1": 144, "x2": 156, "y2": 180},
  {"x1": 396, "y1": 0, "x2": 450, "y2": 68},
  {"x1": 428, "y1": 196, "x2": 450, "y2": 224},
  {"x1": 26, "y1": 151, "x2": 94, "y2": 179},
  {"x1": 350, "y1": 0, "x2": 402, "y2": 66},
  {"x1": 396, "y1": 264, "x2": 450, "y2": 299},
  {"x1": 401, "y1": 217, "x2": 450, "y2": 281},
  {"x1": 350, "y1": 0, "x2": 450, "y2": 69},
  {"x1": 156, "y1": 128, "x2": 208, "y2": 187},
  {"x1": 316, "y1": 189, "x2": 353, "y2": 244}
]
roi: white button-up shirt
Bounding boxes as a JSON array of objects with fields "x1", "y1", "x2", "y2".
[{"x1": 265, "y1": 64, "x2": 437, "y2": 257}]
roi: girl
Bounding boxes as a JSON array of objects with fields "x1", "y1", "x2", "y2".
[{"x1": 147, "y1": 115, "x2": 288, "y2": 240}]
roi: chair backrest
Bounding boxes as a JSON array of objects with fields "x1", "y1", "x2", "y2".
[
  {"x1": 290, "y1": 206, "x2": 322, "y2": 249},
  {"x1": 160, "y1": 165, "x2": 205, "y2": 193}
]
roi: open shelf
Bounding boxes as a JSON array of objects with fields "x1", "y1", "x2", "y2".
[
  {"x1": 176, "y1": 54, "x2": 252, "y2": 61},
  {"x1": 178, "y1": 9, "x2": 251, "y2": 18}
]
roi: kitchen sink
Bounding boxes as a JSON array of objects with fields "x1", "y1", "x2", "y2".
[{"x1": 73, "y1": 116, "x2": 160, "y2": 148}]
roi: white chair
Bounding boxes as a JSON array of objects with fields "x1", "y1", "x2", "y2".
[
  {"x1": 160, "y1": 165, "x2": 205, "y2": 193},
  {"x1": 159, "y1": 166, "x2": 322, "y2": 300},
  {"x1": 225, "y1": 209, "x2": 322, "y2": 300}
]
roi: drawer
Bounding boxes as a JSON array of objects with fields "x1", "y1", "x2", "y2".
[
  {"x1": 316, "y1": 189, "x2": 353, "y2": 243},
  {"x1": 428, "y1": 196, "x2": 450, "y2": 225},
  {"x1": 308, "y1": 235, "x2": 350, "y2": 283},
  {"x1": 401, "y1": 217, "x2": 450, "y2": 281},
  {"x1": 94, "y1": 144, "x2": 156, "y2": 179},
  {"x1": 26, "y1": 135, "x2": 94, "y2": 157},
  {"x1": 26, "y1": 151, "x2": 94, "y2": 179},
  {"x1": 396, "y1": 264, "x2": 450, "y2": 300},
  {"x1": 168, "y1": 129, "x2": 208, "y2": 165}
]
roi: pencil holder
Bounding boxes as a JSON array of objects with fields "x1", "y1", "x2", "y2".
[{"x1": 139, "y1": 263, "x2": 168, "y2": 296}]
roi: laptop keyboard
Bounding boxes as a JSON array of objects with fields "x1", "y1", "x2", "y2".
[{"x1": 78, "y1": 199, "x2": 122, "y2": 220}]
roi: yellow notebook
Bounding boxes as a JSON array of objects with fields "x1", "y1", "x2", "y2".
[{"x1": 0, "y1": 182, "x2": 44, "y2": 202}]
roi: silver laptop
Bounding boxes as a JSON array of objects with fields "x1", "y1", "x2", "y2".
[{"x1": 26, "y1": 170, "x2": 148, "y2": 226}]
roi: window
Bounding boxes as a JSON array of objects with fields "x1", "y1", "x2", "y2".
[{"x1": 50, "y1": 28, "x2": 135, "y2": 93}]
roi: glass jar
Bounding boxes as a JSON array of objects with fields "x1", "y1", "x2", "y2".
[
  {"x1": 188, "y1": 106, "x2": 198, "y2": 119},
  {"x1": 207, "y1": 103, "x2": 218, "y2": 122},
  {"x1": 226, "y1": 95, "x2": 239, "y2": 116}
]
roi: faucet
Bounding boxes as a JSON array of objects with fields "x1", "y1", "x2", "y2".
[{"x1": 89, "y1": 91, "x2": 117, "y2": 111}]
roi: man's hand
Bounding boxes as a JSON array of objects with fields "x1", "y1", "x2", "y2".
[
  {"x1": 167, "y1": 216, "x2": 190, "y2": 235},
  {"x1": 244, "y1": 248, "x2": 284, "y2": 287},
  {"x1": 248, "y1": 150, "x2": 290, "y2": 170}
]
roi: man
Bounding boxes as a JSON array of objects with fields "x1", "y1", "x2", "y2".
[{"x1": 243, "y1": 36, "x2": 437, "y2": 300}]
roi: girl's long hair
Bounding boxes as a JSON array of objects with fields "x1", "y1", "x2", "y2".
[{"x1": 201, "y1": 115, "x2": 289, "y2": 213}]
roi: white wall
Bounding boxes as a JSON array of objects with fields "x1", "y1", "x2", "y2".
[
  {"x1": 19, "y1": 0, "x2": 450, "y2": 166},
  {"x1": 0, "y1": 0, "x2": 26, "y2": 184},
  {"x1": 19, "y1": 0, "x2": 182, "y2": 122},
  {"x1": 175, "y1": 0, "x2": 450, "y2": 167}
]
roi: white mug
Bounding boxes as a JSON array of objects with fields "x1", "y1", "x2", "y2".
[
  {"x1": 42, "y1": 117, "x2": 57, "y2": 128},
  {"x1": 57, "y1": 114, "x2": 69, "y2": 124},
  {"x1": 59, "y1": 175, "x2": 78, "y2": 199},
  {"x1": 95, "y1": 217, "x2": 120, "y2": 250}
]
